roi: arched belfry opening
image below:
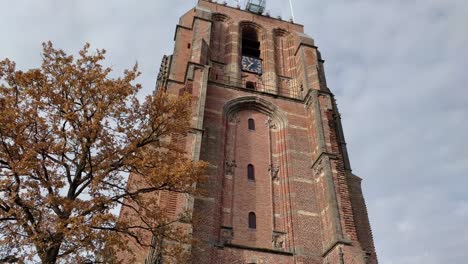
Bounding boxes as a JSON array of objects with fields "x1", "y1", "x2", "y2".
[
  {"x1": 240, "y1": 23, "x2": 264, "y2": 77},
  {"x1": 242, "y1": 26, "x2": 260, "y2": 58}
]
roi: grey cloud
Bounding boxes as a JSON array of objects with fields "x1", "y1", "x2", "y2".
[
  {"x1": 301, "y1": 0, "x2": 468, "y2": 263},
  {"x1": 1, "y1": 0, "x2": 467, "y2": 263}
]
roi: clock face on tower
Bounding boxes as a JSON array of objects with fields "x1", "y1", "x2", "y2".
[{"x1": 241, "y1": 56, "x2": 262, "y2": 75}]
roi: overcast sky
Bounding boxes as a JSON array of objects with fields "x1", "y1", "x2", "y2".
[{"x1": 1, "y1": 0, "x2": 467, "y2": 263}]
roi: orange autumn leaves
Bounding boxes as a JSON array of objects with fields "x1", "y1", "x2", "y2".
[{"x1": 0, "y1": 42, "x2": 206, "y2": 263}]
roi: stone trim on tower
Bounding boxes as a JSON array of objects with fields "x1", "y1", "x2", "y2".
[{"x1": 117, "y1": 1, "x2": 378, "y2": 263}]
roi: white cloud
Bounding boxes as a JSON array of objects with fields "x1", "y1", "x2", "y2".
[
  {"x1": 297, "y1": 0, "x2": 468, "y2": 263},
  {"x1": 1, "y1": 0, "x2": 467, "y2": 263}
]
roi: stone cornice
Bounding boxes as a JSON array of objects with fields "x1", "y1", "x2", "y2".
[{"x1": 223, "y1": 243, "x2": 294, "y2": 256}]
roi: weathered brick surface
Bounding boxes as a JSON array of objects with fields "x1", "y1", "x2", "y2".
[{"x1": 116, "y1": 1, "x2": 377, "y2": 263}]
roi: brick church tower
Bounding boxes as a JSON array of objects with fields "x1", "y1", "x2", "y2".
[{"x1": 119, "y1": 0, "x2": 378, "y2": 263}]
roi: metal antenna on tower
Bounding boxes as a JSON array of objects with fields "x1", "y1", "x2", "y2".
[{"x1": 288, "y1": 0, "x2": 296, "y2": 22}]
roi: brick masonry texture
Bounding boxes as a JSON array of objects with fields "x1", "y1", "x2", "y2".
[{"x1": 116, "y1": 1, "x2": 378, "y2": 263}]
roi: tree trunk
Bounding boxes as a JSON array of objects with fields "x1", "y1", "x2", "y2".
[{"x1": 38, "y1": 244, "x2": 61, "y2": 264}]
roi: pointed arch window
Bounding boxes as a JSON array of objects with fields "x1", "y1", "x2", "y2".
[
  {"x1": 248, "y1": 118, "x2": 255, "y2": 130},
  {"x1": 248, "y1": 212, "x2": 256, "y2": 229},
  {"x1": 247, "y1": 164, "x2": 255, "y2": 181}
]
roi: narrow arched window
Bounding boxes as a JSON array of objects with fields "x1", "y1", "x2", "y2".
[
  {"x1": 247, "y1": 164, "x2": 255, "y2": 181},
  {"x1": 248, "y1": 118, "x2": 255, "y2": 130},
  {"x1": 248, "y1": 212, "x2": 256, "y2": 229}
]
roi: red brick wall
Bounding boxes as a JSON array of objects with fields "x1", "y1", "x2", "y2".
[
  {"x1": 115, "y1": 1, "x2": 378, "y2": 263},
  {"x1": 229, "y1": 111, "x2": 272, "y2": 248}
]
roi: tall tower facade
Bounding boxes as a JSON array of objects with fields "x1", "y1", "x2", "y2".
[{"x1": 123, "y1": 1, "x2": 378, "y2": 263}]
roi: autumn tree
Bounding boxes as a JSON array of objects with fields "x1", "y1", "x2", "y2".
[{"x1": 0, "y1": 42, "x2": 206, "y2": 263}]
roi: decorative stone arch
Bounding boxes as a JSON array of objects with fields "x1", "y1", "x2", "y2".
[
  {"x1": 212, "y1": 12, "x2": 231, "y2": 22},
  {"x1": 273, "y1": 28, "x2": 290, "y2": 36},
  {"x1": 223, "y1": 96, "x2": 288, "y2": 129},
  {"x1": 220, "y1": 96, "x2": 293, "y2": 251},
  {"x1": 238, "y1": 21, "x2": 266, "y2": 36}
]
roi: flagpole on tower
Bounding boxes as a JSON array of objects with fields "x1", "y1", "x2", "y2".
[{"x1": 288, "y1": 0, "x2": 296, "y2": 22}]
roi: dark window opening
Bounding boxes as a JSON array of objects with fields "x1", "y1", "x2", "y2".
[
  {"x1": 247, "y1": 164, "x2": 255, "y2": 181},
  {"x1": 242, "y1": 27, "x2": 261, "y2": 58},
  {"x1": 187, "y1": 43, "x2": 191, "y2": 49},
  {"x1": 248, "y1": 212, "x2": 256, "y2": 229},
  {"x1": 246, "y1": 81, "x2": 256, "y2": 89},
  {"x1": 215, "y1": 74, "x2": 218, "y2": 80},
  {"x1": 248, "y1": 118, "x2": 255, "y2": 130}
]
